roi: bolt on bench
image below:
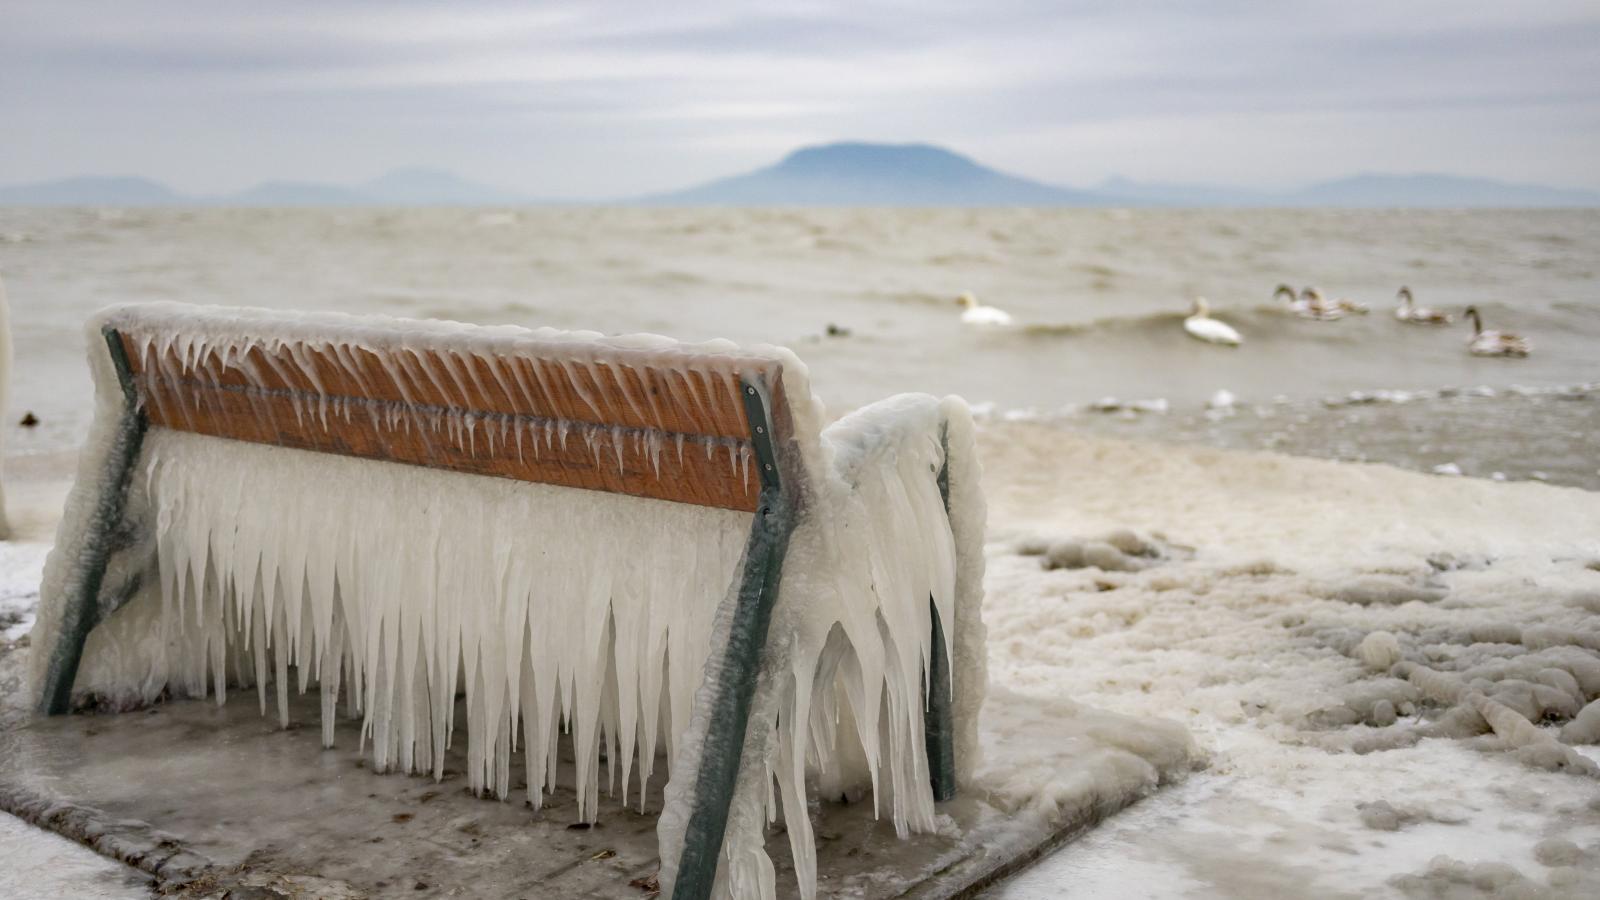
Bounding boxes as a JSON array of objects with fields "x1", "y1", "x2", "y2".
[{"x1": 30, "y1": 303, "x2": 987, "y2": 900}]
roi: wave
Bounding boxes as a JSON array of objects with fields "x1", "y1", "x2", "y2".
[{"x1": 1016, "y1": 304, "x2": 1292, "y2": 338}]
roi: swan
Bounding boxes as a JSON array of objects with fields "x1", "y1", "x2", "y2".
[
  {"x1": 1274, "y1": 284, "x2": 1345, "y2": 320},
  {"x1": 1334, "y1": 294, "x2": 1370, "y2": 315},
  {"x1": 1393, "y1": 286, "x2": 1453, "y2": 325},
  {"x1": 1463, "y1": 306, "x2": 1530, "y2": 357},
  {"x1": 955, "y1": 291, "x2": 1013, "y2": 326},
  {"x1": 1300, "y1": 287, "x2": 1358, "y2": 319},
  {"x1": 1183, "y1": 297, "x2": 1242, "y2": 346}
]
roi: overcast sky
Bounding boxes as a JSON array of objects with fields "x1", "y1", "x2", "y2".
[{"x1": 3, "y1": 1, "x2": 1597, "y2": 197}]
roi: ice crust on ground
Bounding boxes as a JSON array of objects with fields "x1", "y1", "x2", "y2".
[
  {"x1": 0, "y1": 811, "x2": 152, "y2": 899},
  {"x1": 979, "y1": 424, "x2": 1600, "y2": 899},
  {"x1": 31, "y1": 303, "x2": 989, "y2": 900}
]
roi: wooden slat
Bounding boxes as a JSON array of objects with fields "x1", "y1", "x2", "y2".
[
  {"x1": 120, "y1": 333, "x2": 787, "y2": 512},
  {"x1": 124, "y1": 338, "x2": 771, "y2": 441}
]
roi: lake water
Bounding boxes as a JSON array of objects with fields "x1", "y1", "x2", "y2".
[{"x1": 2, "y1": 206, "x2": 1596, "y2": 485}]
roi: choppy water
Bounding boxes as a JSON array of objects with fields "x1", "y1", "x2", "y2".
[{"x1": 2, "y1": 207, "x2": 1596, "y2": 484}]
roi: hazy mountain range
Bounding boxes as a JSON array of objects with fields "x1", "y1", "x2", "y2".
[
  {"x1": 0, "y1": 168, "x2": 532, "y2": 208},
  {"x1": 3, "y1": 143, "x2": 1596, "y2": 208}
]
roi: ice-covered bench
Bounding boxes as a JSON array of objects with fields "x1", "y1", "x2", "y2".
[{"x1": 31, "y1": 303, "x2": 986, "y2": 900}]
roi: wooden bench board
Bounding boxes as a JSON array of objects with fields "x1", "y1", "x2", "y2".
[
  {"x1": 0, "y1": 689, "x2": 1108, "y2": 900},
  {"x1": 117, "y1": 331, "x2": 794, "y2": 512}
]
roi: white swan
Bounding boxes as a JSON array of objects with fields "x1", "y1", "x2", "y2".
[
  {"x1": 955, "y1": 291, "x2": 1013, "y2": 326},
  {"x1": 1183, "y1": 297, "x2": 1242, "y2": 346},
  {"x1": 1464, "y1": 306, "x2": 1530, "y2": 357},
  {"x1": 1393, "y1": 286, "x2": 1453, "y2": 325},
  {"x1": 1274, "y1": 284, "x2": 1345, "y2": 320}
]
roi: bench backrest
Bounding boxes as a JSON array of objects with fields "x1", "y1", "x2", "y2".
[{"x1": 108, "y1": 308, "x2": 794, "y2": 511}]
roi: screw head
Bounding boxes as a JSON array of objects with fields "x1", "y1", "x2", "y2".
[
  {"x1": 747, "y1": 386, "x2": 756, "y2": 395},
  {"x1": 755, "y1": 425, "x2": 764, "y2": 434}
]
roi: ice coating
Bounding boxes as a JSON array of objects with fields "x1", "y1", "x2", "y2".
[
  {"x1": 32, "y1": 302, "x2": 987, "y2": 900},
  {"x1": 657, "y1": 394, "x2": 987, "y2": 899},
  {"x1": 92, "y1": 429, "x2": 751, "y2": 810}
]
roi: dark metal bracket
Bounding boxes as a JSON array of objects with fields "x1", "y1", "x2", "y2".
[
  {"x1": 38, "y1": 327, "x2": 149, "y2": 715},
  {"x1": 673, "y1": 375, "x2": 793, "y2": 900},
  {"x1": 924, "y1": 419, "x2": 957, "y2": 802}
]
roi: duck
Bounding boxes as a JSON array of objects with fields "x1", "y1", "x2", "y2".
[
  {"x1": 1182, "y1": 297, "x2": 1242, "y2": 346},
  {"x1": 1274, "y1": 284, "x2": 1345, "y2": 320},
  {"x1": 1463, "y1": 306, "x2": 1530, "y2": 357},
  {"x1": 1393, "y1": 286, "x2": 1453, "y2": 325},
  {"x1": 955, "y1": 291, "x2": 1014, "y2": 327}
]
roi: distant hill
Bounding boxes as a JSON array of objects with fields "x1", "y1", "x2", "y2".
[
  {"x1": 220, "y1": 170, "x2": 528, "y2": 206},
  {"x1": 641, "y1": 142, "x2": 1105, "y2": 206},
  {"x1": 0, "y1": 170, "x2": 528, "y2": 207},
  {"x1": 0, "y1": 176, "x2": 186, "y2": 206},
  {"x1": 1098, "y1": 173, "x2": 1600, "y2": 208},
  {"x1": 1284, "y1": 174, "x2": 1600, "y2": 208},
  {"x1": 223, "y1": 180, "x2": 374, "y2": 206},
  {"x1": 3, "y1": 150, "x2": 1596, "y2": 207}
]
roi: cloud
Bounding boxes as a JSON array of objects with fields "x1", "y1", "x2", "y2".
[{"x1": 2, "y1": 0, "x2": 1597, "y2": 195}]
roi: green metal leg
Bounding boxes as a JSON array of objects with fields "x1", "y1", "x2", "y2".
[
  {"x1": 924, "y1": 598, "x2": 956, "y2": 802},
  {"x1": 924, "y1": 422, "x2": 957, "y2": 801},
  {"x1": 672, "y1": 487, "x2": 792, "y2": 899},
  {"x1": 672, "y1": 377, "x2": 792, "y2": 900},
  {"x1": 38, "y1": 328, "x2": 148, "y2": 715}
]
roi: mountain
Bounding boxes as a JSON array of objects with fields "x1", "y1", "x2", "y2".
[
  {"x1": 642, "y1": 142, "x2": 1105, "y2": 206},
  {"x1": 222, "y1": 180, "x2": 374, "y2": 206},
  {"x1": 0, "y1": 170, "x2": 527, "y2": 207},
  {"x1": 1097, "y1": 174, "x2": 1600, "y2": 208},
  {"x1": 0, "y1": 176, "x2": 186, "y2": 206},
  {"x1": 2, "y1": 151, "x2": 1596, "y2": 207},
  {"x1": 222, "y1": 170, "x2": 526, "y2": 206},
  {"x1": 1284, "y1": 174, "x2": 1600, "y2": 208}
]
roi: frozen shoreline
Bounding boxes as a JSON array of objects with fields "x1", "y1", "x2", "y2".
[
  {"x1": 3, "y1": 421, "x2": 1599, "y2": 897},
  {"x1": 975, "y1": 422, "x2": 1600, "y2": 898}
]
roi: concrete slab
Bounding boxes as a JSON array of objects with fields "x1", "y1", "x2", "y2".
[{"x1": 0, "y1": 689, "x2": 1128, "y2": 899}]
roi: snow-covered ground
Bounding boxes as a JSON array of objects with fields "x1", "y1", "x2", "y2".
[
  {"x1": 0, "y1": 810, "x2": 152, "y2": 899},
  {"x1": 2, "y1": 438, "x2": 152, "y2": 898},
  {"x1": 2, "y1": 535, "x2": 152, "y2": 899},
  {"x1": 975, "y1": 423, "x2": 1600, "y2": 898}
]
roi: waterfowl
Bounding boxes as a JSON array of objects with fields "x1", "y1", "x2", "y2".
[
  {"x1": 1393, "y1": 286, "x2": 1453, "y2": 325},
  {"x1": 955, "y1": 291, "x2": 1013, "y2": 326},
  {"x1": 1274, "y1": 284, "x2": 1345, "y2": 320},
  {"x1": 1182, "y1": 297, "x2": 1242, "y2": 346},
  {"x1": 1463, "y1": 306, "x2": 1530, "y2": 357},
  {"x1": 1334, "y1": 295, "x2": 1370, "y2": 315}
]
